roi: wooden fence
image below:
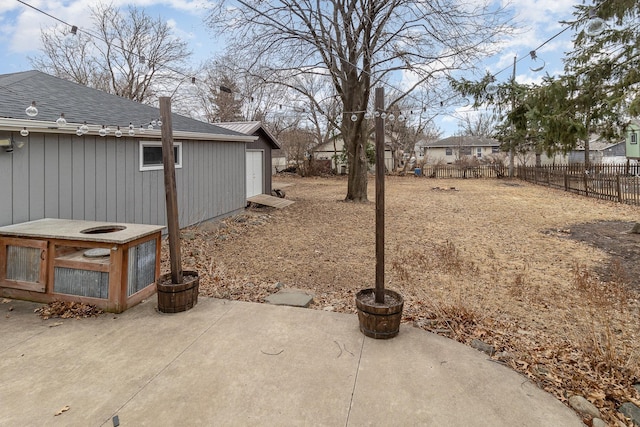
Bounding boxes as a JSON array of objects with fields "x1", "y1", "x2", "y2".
[
  {"x1": 517, "y1": 165, "x2": 640, "y2": 206},
  {"x1": 418, "y1": 165, "x2": 507, "y2": 179}
]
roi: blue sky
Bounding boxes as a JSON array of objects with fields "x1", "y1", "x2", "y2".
[{"x1": 0, "y1": 0, "x2": 584, "y2": 136}]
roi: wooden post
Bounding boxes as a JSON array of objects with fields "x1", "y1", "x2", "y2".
[
  {"x1": 159, "y1": 97, "x2": 183, "y2": 284},
  {"x1": 375, "y1": 87, "x2": 385, "y2": 304},
  {"x1": 616, "y1": 174, "x2": 622, "y2": 203}
]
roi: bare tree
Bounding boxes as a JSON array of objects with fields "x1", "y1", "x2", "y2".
[
  {"x1": 206, "y1": 0, "x2": 513, "y2": 201},
  {"x1": 457, "y1": 111, "x2": 499, "y2": 138},
  {"x1": 30, "y1": 4, "x2": 191, "y2": 105}
]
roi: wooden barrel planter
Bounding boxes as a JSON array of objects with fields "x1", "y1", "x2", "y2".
[
  {"x1": 157, "y1": 270, "x2": 199, "y2": 313},
  {"x1": 355, "y1": 288, "x2": 404, "y2": 339}
]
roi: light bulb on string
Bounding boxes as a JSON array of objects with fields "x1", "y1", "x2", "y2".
[
  {"x1": 128, "y1": 123, "x2": 135, "y2": 136},
  {"x1": 63, "y1": 25, "x2": 79, "y2": 49},
  {"x1": 398, "y1": 114, "x2": 406, "y2": 122},
  {"x1": 529, "y1": 51, "x2": 545, "y2": 72},
  {"x1": 99, "y1": 125, "x2": 107, "y2": 137},
  {"x1": 114, "y1": 126, "x2": 123, "y2": 138},
  {"x1": 25, "y1": 101, "x2": 38, "y2": 117},
  {"x1": 188, "y1": 77, "x2": 198, "y2": 95},
  {"x1": 151, "y1": 119, "x2": 157, "y2": 127},
  {"x1": 350, "y1": 114, "x2": 358, "y2": 122},
  {"x1": 80, "y1": 121, "x2": 89, "y2": 134},
  {"x1": 387, "y1": 113, "x2": 395, "y2": 121},
  {"x1": 20, "y1": 127, "x2": 29, "y2": 137},
  {"x1": 56, "y1": 113, "x2": 67, "y2": 127},
  {"x1": 148, "y1": 123, "x2": 154, "y2": 130},
  {"x1": 364, "y1": 112, "x2": 372, "y2": 120},
  {"x1": 137, "y1": 55, "x2": 150, "y2": 75},
  {"x1": 157, "y1": 119, "x2": 162, "y2": 127},
  {"x1": 374, "y1": 111, "x2": 380, "y2": 118},
  {"x1": 380, "y1": 112, "x2": 387, "y2": 119},
  {"x1": 585, "y1": 9, "x2": 606, "y2": 37},
  {"x1": 76, "y1": 126, "x2": 83, "y2": 136},
  {"x1": 485, "y1": 77, "x2": 499, "y2": 96},
  {"x1": 140, "y1": 125, "x2": 146, "y2": 134}
]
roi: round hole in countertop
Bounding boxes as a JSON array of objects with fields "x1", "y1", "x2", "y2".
[{"x1": 79, "y1": 225, "x2": 126, "y2": 234}]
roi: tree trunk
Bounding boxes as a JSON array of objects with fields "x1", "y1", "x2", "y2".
[
  {"x1": 345, "y1": 129, "x2": 369, "y2": 201},
  {"x1": 343, "y1": 80, "x2": 370, "y2": 202}
]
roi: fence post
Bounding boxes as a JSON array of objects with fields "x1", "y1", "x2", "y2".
[
  {"x1": 584, "y1": 173, "x2": 589, "y2": 197},
  {"x1": 616, "y1": 174, "x2": 622, "y2": 203},
  {"x1": 564, "y1": 170, "x2": 568, "y2": 191}
]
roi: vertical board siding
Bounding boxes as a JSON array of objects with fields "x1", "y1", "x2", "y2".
[
  {"x1": 0, "y1": 133, "x2": 246, "y2": 228},
  {"x1": 0, "y1": 147, "x2": 12, "y2": 224},
  {"x1": 44, "y1": 136, "x2": 59, "y2": 219},
  {"x1": 72, "y1": 137, "x2": 85, "y2": 219},
  {"x1": 94, "y1": 138, "x2": 107, "y2": 221},
  {"x1": 84, "y1": 139, "x2": 96, "y2": 221},
  {"x1": 28, "y1": 134, "x2": 45, "y2": 220},
  {"x1": 12, "y1": 136, "x2": 29, "y2": 224},
  {"x1": 58, "y1": 136, "x2": 73, "y2": 219}
]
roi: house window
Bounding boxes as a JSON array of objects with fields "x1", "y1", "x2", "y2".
[
  {"x1": 459, "y1": 146, "x2": 472, "y2": 156},
  {"x1": 140, "y1": 141, "x2": 182, "y2": 171},
  {"x1": 445, "y1": 148, "x2": 453, "y2": 156},
  {"x1": 492, "y1": 146, "x2": 499, "y2": 153},
  {"x1": 476, "y1": 148, "x2": 482, "y2": 158},
  {"x1": 632, "y1": 132, "x2": 638, "y2": 145}
]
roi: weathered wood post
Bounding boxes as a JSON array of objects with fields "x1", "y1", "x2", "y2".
[
  {"x1": 159, "y1": 97, "x2": 183, "y2": 284},
  {"x1": 375, "y1": 87, "x2": 385, "y2": 304}
]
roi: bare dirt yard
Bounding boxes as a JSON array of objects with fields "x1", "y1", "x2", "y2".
[{"x1": 163, "y1": 175, "x2": 640, "y2": 426}]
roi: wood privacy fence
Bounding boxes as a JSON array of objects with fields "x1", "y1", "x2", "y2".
[
  {"x1": 517, "y1": 165, "x2": 640, "y2": 206},
  {"x1": 419, "y1": 165, "x2": 507, "y2": 179}
]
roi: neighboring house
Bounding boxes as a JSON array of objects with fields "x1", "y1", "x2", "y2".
[
  {"x1": 421, "y1": 136, "x2": 501, "y2": 164},
  {"x1": 314, "y1": 138, "x2": 393, "y2": 173},
  {"x1": 0, "y1": 70, "x2": 256, "y2": 228},
  {"x1": 569, "y1": 134, "x2": 626, "y2": 164},
  {"x1": 215, "y1": 121, "x2": 281, "y2": 198},
  {"x1": 625, "y1": 120, "x2": 640, "y2": 159}
]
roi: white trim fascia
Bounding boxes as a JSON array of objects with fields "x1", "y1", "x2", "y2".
[{"x1": 0, "y1": 118, "x2": 257, "y2": 142}]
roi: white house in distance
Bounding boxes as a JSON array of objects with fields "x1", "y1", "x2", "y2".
[
  {"x1": 314, "y1": 137, "x2": 393, "y2": 173},
  {"x1": 419, "y1": 136, "x2": 501, "y2": 164}
]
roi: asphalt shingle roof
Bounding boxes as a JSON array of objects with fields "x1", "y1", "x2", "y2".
[
  {"x1": 0, "y1": 70, "x2": 244, "y2": 137},
  {"x1": 424, "y1": 136, "x2": 500, "y2": 148}
]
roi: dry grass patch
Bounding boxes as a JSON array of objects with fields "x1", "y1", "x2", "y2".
[{"x1": 162, "y1": 176, "x2": 640, "y2": 426}]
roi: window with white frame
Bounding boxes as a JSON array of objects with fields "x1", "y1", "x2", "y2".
[
  {"x1": 631, "y1": 132, "x2": 638, "y2": 144},
  {"x1": 139, "y1": 141, "x2": 182, "y2": 171},
  {"x1": 476, "y1": 147, "x2": 482, "y2": 158}
]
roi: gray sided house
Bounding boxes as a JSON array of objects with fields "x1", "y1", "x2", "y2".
[
  {"x1": 215, "y1": 121, "x2": 281, "y2": 198},
  {"x1": 569, "y1": 134, "x2": 626, "y2": 164},
  {"x1": 0, "y1": 70, "x2": 256, "y2": 228}
]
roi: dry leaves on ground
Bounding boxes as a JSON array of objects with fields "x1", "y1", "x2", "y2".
[
  {"x1": 161, "y1": 175, "x2": 640, "y2": 426},
  {"x1": 35, "y1": 301, "x2": 104, "y2": 320}
]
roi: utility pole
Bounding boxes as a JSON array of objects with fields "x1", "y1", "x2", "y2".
[{"x1": 509, "y1": 55, "x2": 516, "y2": 177}]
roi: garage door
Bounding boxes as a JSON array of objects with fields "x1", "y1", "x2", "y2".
[{"x1": 246, "y1": 151, "x2": 263, "y2": 198}]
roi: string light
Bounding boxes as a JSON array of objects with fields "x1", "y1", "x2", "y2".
[
  {"x1": 585, "y1": 8, "x2": 606, "y2": 37},
  {"x1": 76, "y1": 126, "x2": 83, "y2": 136},
  {"x1": 128, "y1": 123, "x2": 135, "y2": 136},
  {"x1": 63, "y1": 25, "x2": 79, "y2": 49},
  {"x1": 25, "y1": 101, "x2": 38, "y2": 117},
  {"x1": 56, "y1": 113, "x2": 67, "y2": 127},
  {"x1": 529, "y1": 51, "x2": 545, "y2": 72},
  {"x1": 99, "y1": 125, "x2": 107, "y2": 137},
  {"x1": 80, "y1": 121, "x2": 89, "y2": 134},
  {"x1": 114, "y1": 126, "x2": 122, "y2": 138},
  {"x1": 20, "y1": 127, "x2": 29, "y2": 137}
]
